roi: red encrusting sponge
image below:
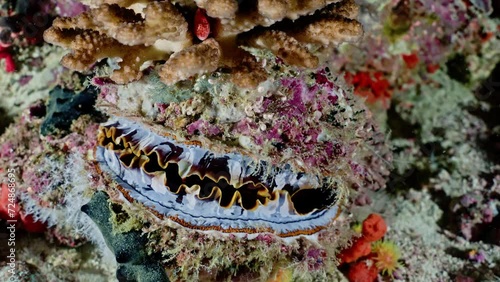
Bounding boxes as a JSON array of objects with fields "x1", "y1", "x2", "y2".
[{"x1": 338, "y1": 213, "x2": 393, "y2": 282}]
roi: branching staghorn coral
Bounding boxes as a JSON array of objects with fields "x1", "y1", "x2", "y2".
[{"x1": 44, "y1": 0, "x2": 363, "y2": 87}]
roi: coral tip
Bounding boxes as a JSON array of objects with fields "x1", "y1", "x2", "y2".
[{"x1": 194, "y1": 9, "x2": 210, "y2": 41}]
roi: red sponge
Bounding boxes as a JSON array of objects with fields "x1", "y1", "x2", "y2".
[
  {"x1": 338, "y1": 238, "x2": 371, "y2": 264},
  {"x1": 362, "y1": 213, "x2": 387, "y2": 242},
  {"x1": 347, "y1": 259, "x2": 378, "y2": 282}
]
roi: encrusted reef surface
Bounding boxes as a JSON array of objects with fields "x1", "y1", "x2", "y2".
[
  {"x1": 336, "y1": 0, "x2": 500, "y2": 281},
  {"x1": 0, "y1": 0, "x2": 499, "y2": 282},
  {"x1": 89, "y1": 57, "x2": 391, "y2": 280}
]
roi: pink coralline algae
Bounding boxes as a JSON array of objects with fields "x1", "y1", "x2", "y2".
[
  {"x1": 52, "y1": 0, "x2": 88, "y2": 17},
  {"x1": 306, "y1": 248, "x2": 327, "y2": 270},
  {"x1": 451, "y1": 189, "x2": 499, "y2": 244},
  {"x1": 330, "y1": 0, "x2": 499, "y2": 106},
  {"x1": 0, "y1": 141, "x2": 14, "y2": 159},
  {"x1": 467, "y1": 249, "x2": 486, "y2": 264},
  {"x1": 232, "y1": 118, "x2": 259, "y2": 136},
  {"x1": 252, "y1": 76, "x2": 346, "y2": 168},
  {"x1": 255, "y1": 234, "x2": 275, "y2": 246},
  {"x1": 186, "y1": 119, "x2": 222, "y2": 136}
]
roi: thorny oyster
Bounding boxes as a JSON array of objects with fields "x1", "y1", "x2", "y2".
[{"x1": 88, "y1": 56, "x2": 391, "y2": 279}]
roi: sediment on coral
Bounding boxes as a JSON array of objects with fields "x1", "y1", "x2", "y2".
[{"x1": 44, "y1": 0, "x2": 363, "y2": 88}]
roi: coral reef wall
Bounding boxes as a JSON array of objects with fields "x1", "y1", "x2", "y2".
[{"x1": 0, "y1": 0, "x2": 499, "y2": 281}]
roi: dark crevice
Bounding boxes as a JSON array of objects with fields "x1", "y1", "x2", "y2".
[
  {"x1": 386, "y1": 101, "x2": 418, "y2": 139},
  {"x1": 493, "y1": 0, "x2": 500, "y2": 18},
  {"x1": 468, "y1": 62, "x2": 500, "y2": 164},
  {"x1": 446, "y1": 54, "x2": 471, "y2": 84},
  {"x1": 0, "y1": 106, "x2": 14, "y2": 135},
  {"x1": 291, "y1": 187, "x2": 336, "y2": 215}
]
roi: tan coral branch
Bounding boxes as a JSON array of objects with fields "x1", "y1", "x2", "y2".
[
  {"x1": 44, "y1": 1, "x2": 193, "y2": 84},
  {"x1": 323, "y1": 0, "x2": 359, "y2": 19},
  {"x1": 110, "y1": 46, "x2": 170, "y2": 83},
  {"x1": 230, "y1": 53, "x2": 268, "y2": 88},
  {"x1": 257, "y1": 0, "x2": 288, "y2": 20},
  {"x1": 45, "y1": 29, "x2": 122, "y2": 71},
  {"x1": 240, "y1": 30, "x2": 319, "y2": 68},
  {"x1": 196, "y1": 0, "x2": 238, "y2": 19},
  {"x1": 108, "y1": 1, "x2": 190, "y2": 46},
  {"x1": 51, "y1": 13, "x2": 97, "y2": 30},
  {"x1": 291, "y1": 16, "x2": 363, "y2": 46},
  {"x1": 159, "y1": 38, "x2": 222, "y2": 85},
  {"x1": 216, "y1": 0, "x2": 341, "y2": 37},
  {"x1": 44, "y1": 24, "x2": 174, "y2": 83}
]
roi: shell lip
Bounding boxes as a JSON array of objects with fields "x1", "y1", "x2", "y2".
[{"x1": 95, "y1": 117, "x2": 342, "y2": 236}]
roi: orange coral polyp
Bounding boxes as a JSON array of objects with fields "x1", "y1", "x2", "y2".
[{"x1": 371, "y1": 240, "x2": 401, "y2": 275}]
